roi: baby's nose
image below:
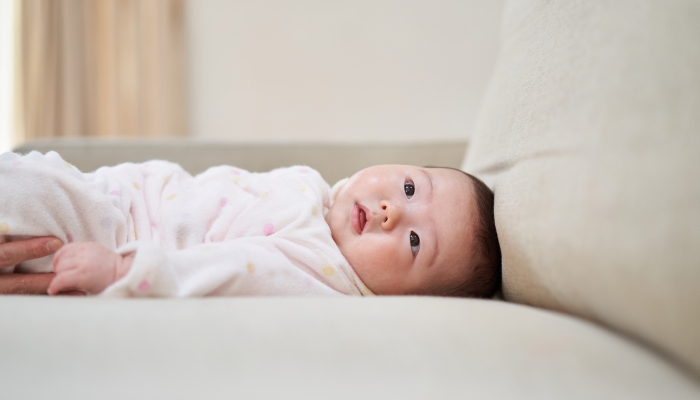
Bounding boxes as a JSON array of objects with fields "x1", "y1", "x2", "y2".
[{"x1": 380, "y1": 200, "x2": 401, "y2": 231}]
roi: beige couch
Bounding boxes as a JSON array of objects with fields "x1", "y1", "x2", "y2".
[{"x1": 3, "y1": 1, "x2": 699, "y2": 398}]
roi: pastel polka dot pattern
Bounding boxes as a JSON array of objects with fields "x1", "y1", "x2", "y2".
[
  {"x1": 138, "y1": 280, "x2": 151, "y2": 291},
  {"x1": 0, "y1": 160, "x2": 361, "y2": 296},
  {"x1": 263, "y1": 223, "x2": 275, "y2": 236}
]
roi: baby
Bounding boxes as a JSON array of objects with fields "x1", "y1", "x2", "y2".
[{"x1": 0, "y1": 151, "x2": 500, "y2": 298}]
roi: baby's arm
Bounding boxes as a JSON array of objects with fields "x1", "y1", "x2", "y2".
[{"x1": 47, "y1": 242, "x2": 133, "y2": 295}]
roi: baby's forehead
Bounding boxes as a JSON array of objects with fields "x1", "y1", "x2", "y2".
[
  {"x1": 428, "y1": 168, "x2": 478, "y2": 256},
  {"x1": 425, "y1": 167, "x2": 475, "y2": 203},
  {"x1": 428, "y1": 167, "x2": 475, "y2": 203}
]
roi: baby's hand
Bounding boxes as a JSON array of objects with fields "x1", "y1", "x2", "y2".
[{"x1": 48, "y1": 242, "x2": 133, "y2": 295}]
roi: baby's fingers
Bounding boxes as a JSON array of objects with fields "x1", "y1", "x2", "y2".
[
  {"x1": 47, "y1": 270, "x2": 84, "y2": 296},
  {"x1": 52, "y1": 247, "x2": 79, "y2": 273}
]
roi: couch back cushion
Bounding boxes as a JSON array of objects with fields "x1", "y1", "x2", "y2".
[
  {"x1": 14, "y1": 140, "x2": 466, "y2": 185},
  {"x1": 463, "y1": 0, "x2": 700, "y2": 374}
]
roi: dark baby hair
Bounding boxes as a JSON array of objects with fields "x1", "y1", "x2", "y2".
[{"x1": 428, "y1": 167, "x2": 502, "y2": 298}]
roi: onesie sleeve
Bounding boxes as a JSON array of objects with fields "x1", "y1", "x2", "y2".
[{"x1": 99, "y1": 238, "x2": 349, "y2": 297}]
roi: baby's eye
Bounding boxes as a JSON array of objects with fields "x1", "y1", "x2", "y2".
[
  {"x1": 410, "y1": 231, "x2": 420, "y2": 256},
  {"x1": 404, "y1": 181, "x2": 415, "y2": 199}
]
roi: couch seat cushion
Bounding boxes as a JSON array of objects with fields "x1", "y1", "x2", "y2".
[{"x1": 1, "y1": 297, "x2": 698, "y2": 399}]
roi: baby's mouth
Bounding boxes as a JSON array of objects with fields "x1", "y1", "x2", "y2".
[
  {"x1": 359, "y1": 207, "x2": 367, "y2": 232},
  {"x1": 352, "y1": 204, "x2": 368, "y2": 235}
]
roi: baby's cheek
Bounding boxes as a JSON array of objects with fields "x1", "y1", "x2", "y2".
[
  {"x1": 365, "y1": 237, "x2": 400, "y2": 266},
  {"x1": 347, "y1": 236, "x2": 402, "y2": 287}
]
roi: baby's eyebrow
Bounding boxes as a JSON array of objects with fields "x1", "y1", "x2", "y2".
[
  {"x1": 420, "y1": 168, "x2": 438, "y2": 269},
  {"x1": 421, "y1": 169, "x2": 434, "y2": 195}
]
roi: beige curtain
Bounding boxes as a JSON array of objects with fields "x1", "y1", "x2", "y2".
[{"x1": 16, "y1": 0, "x2": 187, "y2": 142}]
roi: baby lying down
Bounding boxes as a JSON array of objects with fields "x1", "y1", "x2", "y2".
[{"x1": 0, "y1": 151, "x2": 501, "y2": 298}]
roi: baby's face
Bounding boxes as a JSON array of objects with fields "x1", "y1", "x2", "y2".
[{"x1": 327, "y1": 165, "x2": 477, "y2": 295}]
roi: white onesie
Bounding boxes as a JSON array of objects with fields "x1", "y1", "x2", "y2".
[{"x1": 0, "y1": 151, "x2": 373, "y2": 297}]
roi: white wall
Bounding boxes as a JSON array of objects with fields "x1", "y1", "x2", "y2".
[
  {"x1": 0, "y1": 0, "x2": 15, "y2": 152},
  {"x1": 186, "y1": 0, "x2": 504, "y2": 143}
]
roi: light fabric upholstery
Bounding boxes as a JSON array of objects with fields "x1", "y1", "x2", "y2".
[
  {"x1": 14, "y1": 139, "x2": 466, "y2": 185},
  {"x1": 463, "y1": 0, "x2": 700, "y2": 375},
  {"x1": 4, "y1": 139, "x2": 698, "y2": 396},
  {"x1": 1, "y1": 297, "x2": 698, "y2": 399}
]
